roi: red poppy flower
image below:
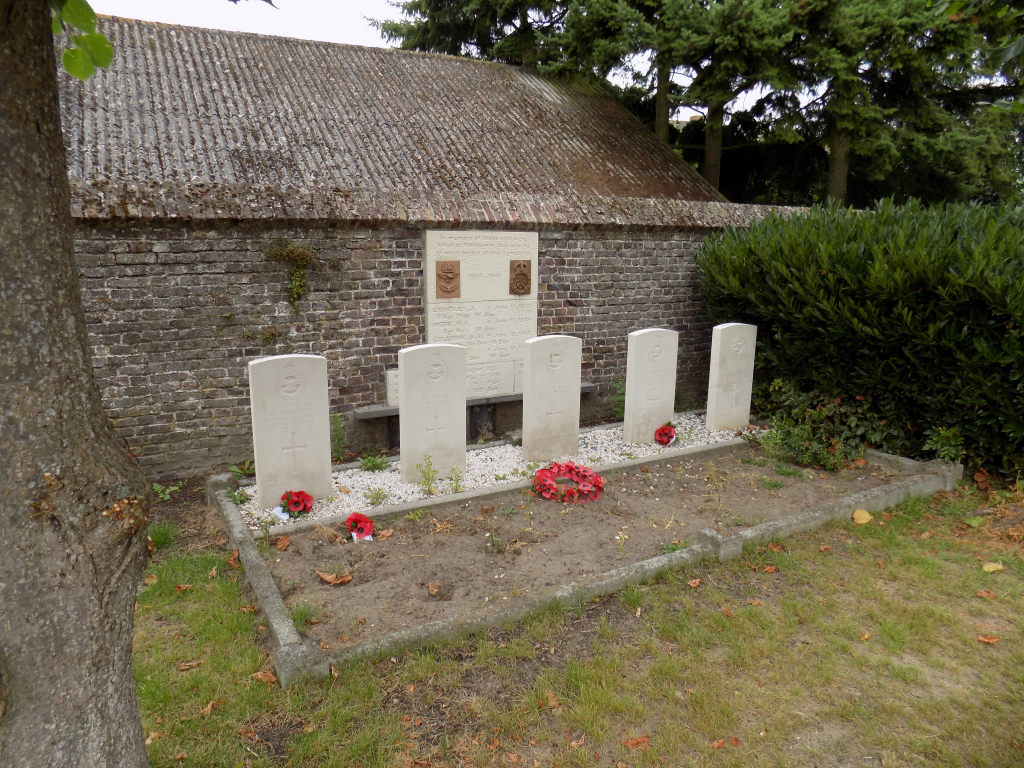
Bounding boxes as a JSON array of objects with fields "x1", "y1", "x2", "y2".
[
  {"x1": 281, "y1": 490, "x2": 313, "y2": 517},
  {"x1": 345, "y1": 512, "x2": 374, "y2": 539},
  {"x1": 561, "y1": 485, "x2": 580, "y2": 504},
  {"x1": 535, "y1": 477, "x2": 559, "y2": 499},
  {"x1": 534, "y1": 468, "x2": 557, "y2": 485},
  {"x1": 655, "y1": 424, "x2": 676, "y2": 446}
]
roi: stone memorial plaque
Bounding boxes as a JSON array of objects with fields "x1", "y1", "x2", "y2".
[
  {"x1": 424, "y1": 231, "x2": 538, "y2": 397},
  {"x1": 622, "y1": 328, "x2": 679, "y2": 444},
  {"x1": 522, "y1": 335, "x2": 582, "y2": 462},
  {"x1": 435, "y1": 260, "x2": 461, "y2": 299},
  {"x1": 467, "y1": 361, "x2": 515, "y2": 398},
  {"x1": 509, "y1": 259, "x2": 531, "y2": 295},
  {"x1": 706, "y1": 323, "x2": 757, "y2": 431},
  {"x1": 386, "y1": 369, "x2": 399, "y2": 407},
  {"x1": 248, "y1": 354, "x2": 332, "y2": 509},
  {"x1": 399, "y1": 343, "x2": 467, "y2": 483}
]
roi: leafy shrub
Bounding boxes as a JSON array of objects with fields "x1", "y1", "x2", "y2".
[
  {"x1": 148, "y1": 523, "x2": 175, "y2": 550},
  {"x1": 698, "y1": 200, "x2": 1024, "y2": 474},
  {"x1": 228, "y1": 460, "x2": 255, "y2": 481},
  {"x1": 609, "y1": 380, "x2": 626, "y2": 420},
  {"x1": 151, "y1": 482, "x2": 180, "y2": 503},
  {"x1": 330, "y1": 415, "x2": 347, "y2": 463},
  {"x1": 360, "y1": 454, "x2": 390, "y2": 472}
]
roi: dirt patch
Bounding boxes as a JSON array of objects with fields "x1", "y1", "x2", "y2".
[
  {"x1": 262, "y1": 446, "x2": 909, "y2": 648},
  {"x1": 148, "y1": 475, "x2": 224, "y2": 551}
]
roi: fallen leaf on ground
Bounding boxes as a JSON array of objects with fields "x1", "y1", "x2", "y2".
[
  {"x1": 316, "y1": 571, "x2": 352, "y2": 586},
  {"x1": 357, "y1": 617, "x2": 366, "y2": 624},
  {"x1": 635, "y1": 606, "x2": 642, "y2": 618},
  {"x1": 710, "y1": 739, "x2": 726, "y2": 749},
  {"x1": 227, "y1": 549, "x2": 240, "y2": 569},
  {"x1": 819, "y1": 545, "x2": 831, "y2": 552},
  {"x1": 320, "y1": 641, "x2": 331, "y2": 650},
  {"x1": 920, "y1": 531, "x2": 933, "y2": 539},
  {"x1": 764, "y1": 565, "x2": 777, "y2": 573},
  {"x1": 854, "y1": 457, "x2": 868, "y2": 468},
  {"x1": 377, "y1": 529, "x2": 394, "y2": 540},
  {"x1": 177, "y1": 660, "x2": 203, "y2": 671},
  {"x1": 143, "y1": 574, "x2": 158, "y2": 586},
  {"x1": 721, "y1": 606, "x2": 733, "y2": 618},
  {"x1": 978, "y1": 635, "x2": 1000, "y2": 644},
  {"x1": 406, "y1": 684, "x2": 415, "y2": 692},
  {"x1": 251, "y1": 670, "x2": 277, "y2": 684},
  {"x1": 853, "y1": 509, "x2": 873, "y2": 525},
  {"x1": 982, "y1": 562, "x2": 1004, "y2": 573},
  {"x1": 747, "y1": 599, "x2": 764, "y2": 606},
  {"x1": 744, "y1": 561, "x2": 760, "y2": 571},
  {"x1": 174, "y1": 753, "x2": 186, "y2": 761},
  {"x1": 275, "y1": 536, "x2": 290, "y2": 551},
  {"x1": 974, "y1": 469, "x2": 991, "y2": 493},
  {"x1": 684, "y1": 687, "x2": 696, "y2": 694},
  {"x1": 426, "y1": 581, "x2": 441, "y2": 596},
  {"x1": 620, "y1": 734, "x2": 650, "y2": 752},
  {"x1": 977, "y1": 589, "x2": 998, "y2": 599},
  {"x1": 239, "y1": 605, "x2": 258, "y2": 614},
  {"x1": 768, "y1": 542, "x2": 782, "y2": 552},
  {"x1": 545, "y1": 690, "x2": 562, "y2": 708},
  {"x1": 199, "y1": 699, "x2": 222, "y2": 717},
  {"x1": 175, "y1": 584, "x2": 192, "y2": 592},
  {"x1": 687, "y1": 578, "x2": 701, "y2": 589},
  {"x1": 569, "y1": 734, "x2": 586, "y2": 750},
  {"x1": 145, "y1": 731, "x2": 164, "y2": 746},
  {"x1": 730, "y1": 736, "x2": 741, "y2": 746},
  {"x1": 207, "y1": 566, "x2": 217, "y2": 579},
  {"x1": 337, "y1": 486, "x2": 351, "y2": 494},
  {"x1": 860, "y1": 632, "x2": 871, "y2": 641}
]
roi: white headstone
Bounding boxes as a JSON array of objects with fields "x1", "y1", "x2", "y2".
[
  {"x1": 386, "y1": 369, "x2": 399, "y2": 407},
  {"x1": 706, "y1": 323, "x2": 757, "y2": 431},
  {"x1": 398, "y1": 343, "x2": 467, "y2": 483},
  {"x1": 622, "y1": 328, "x2": 679, "y2": 444},
  {"x1": 522, "y1": 335, "x2": 582, "y2": 462},
  {"x1": 424, "y1": 231, "x2": 538, "y2": 398},
  {"x1": 248, "y1": 354, "x2": 333, "y2": 510}
]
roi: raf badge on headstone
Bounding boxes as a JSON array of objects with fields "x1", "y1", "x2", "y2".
[
  {"x1": 435, "y1": 260, "x2": 461, "y2": 299},
  {"x1": 509, "y1": 260, "x2": 531, "y2": 295}
]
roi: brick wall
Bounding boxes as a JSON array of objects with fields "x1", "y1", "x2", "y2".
[{"x1": 75, "y1": 219, "x2": 716, "y2": 479}]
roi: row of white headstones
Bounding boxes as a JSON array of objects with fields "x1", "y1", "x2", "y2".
[{"x1": 247, "y1": 322, "x2": 756, "y2": 510}]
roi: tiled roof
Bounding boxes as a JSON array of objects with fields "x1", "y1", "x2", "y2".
[{"x1": 59, "y1": 17, "x2": 724, "y2": 206}]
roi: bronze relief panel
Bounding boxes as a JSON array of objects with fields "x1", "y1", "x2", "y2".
[
  {"x1": 509, "y1": 260, "x2": 531, "y2": 295},
  {"x1": 435, "y1": 260, "x2": 461, "y2": 298}
]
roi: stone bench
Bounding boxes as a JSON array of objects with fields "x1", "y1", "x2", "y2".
[{"x1": 352, "y1": 381, "x2": 598, "y2": 420}]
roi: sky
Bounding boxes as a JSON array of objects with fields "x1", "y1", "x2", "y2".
[{"x1": 90, "y1": 0, "x2": 403, "y2": 49}]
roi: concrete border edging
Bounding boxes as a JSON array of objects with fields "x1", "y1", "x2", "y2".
[
  {"x1": 208, "y1": 451, "x2": 962, "y2": 687},
  {"x1": 208, "y1": 474, "x2": 329, "y2": 689}
]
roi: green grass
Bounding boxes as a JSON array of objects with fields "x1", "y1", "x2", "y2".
[
  {"x1": 290, "y1": 602, "x2": 318, "y2": 634},
  {"x1": 147, "y1": 523, "x2": 175, "y2": 550},
  {"x1": 774, "y1": 463, "x2": 802, "y2": 477},
  {"x1": 135, "y1": 482, "x2": 1024, "y2": 766},
  {"x1": 759, "y1": 476, "x2": 786, "y2": 490}
]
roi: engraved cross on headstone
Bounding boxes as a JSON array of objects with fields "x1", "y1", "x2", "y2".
[
  {"x1": 546, "y1": 389, "x2": 564, "y2": 418},
  {"x1": 281, "y1": 432, "x2": 307, "y2": 472},
  {"x1": 730, "y1": 380, "x2": 741, "y2": 407},
  {"x1": 425, "y1": 415, "x2": 447, "y2": 446}
]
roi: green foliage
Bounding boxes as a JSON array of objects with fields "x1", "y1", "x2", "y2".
[
  {"x1": 360, "y1": 454, "x2": 390, "y2": 472},
  {"x1": 227, "y1": 488, "x2": 250, "y2": 506},
  {"x1": 266, "y1": 239, "x2": 318, "y2": 311},
  {"x1": 289, "y1": 602, "x2": 318, "y2": 634},
  {"x1": 448, "y1": 467, "x2": 465, "y2": 493},
  {"x1": 610, "y1": 380, "x2": 626, "y2": 420},
  {"x1": 363, "y1": 487, "x2": 389, "y2": 507},
  {"x1": 52, "y1": 0, "x2": 114, "y2": 81},
  {"x1": 416, "y1": 455, "x2": 441, "y2": 495},
  {"x1": 759, "y1": 476, "x2": 786, "y2": 490},
  {"x1": 330, "y1": 415, "x2": 348, "y2": 463},
  {"x1": 228, "y1": 460, "x2": 255, "y2": 481},
  {"x1": 147, "y1": 523, "x2": 175, "y2": 550},
  {"x1": 404, "y1": 508, "x2": 427, "y2": 522},
  {"x1": 151, "y1": 482, "x2": 181, "y2": 503},
  {"x1": 922, "y1": 426, "x2": 967, "y2": 463},
  {"x1": 698, "y1": 201, "x2": 1024, "y2": 474}
]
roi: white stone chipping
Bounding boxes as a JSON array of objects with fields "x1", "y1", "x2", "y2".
[{"x1": 237, "y1": 413, "x2": 735, "y2": 530}]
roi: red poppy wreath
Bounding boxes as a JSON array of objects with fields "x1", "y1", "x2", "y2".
[
  {"x1": 532, "y1": 461, "x2": 604, "y2": 504},
  {"x1": 654, "y1": 422, "x2": 676, "y2": 446},
  {"x1": 281, "y1": 490, "x2": 313, "y2": 518},
  {"x1": 345, "y1": 512, "x2": 375, "y2": 541}
]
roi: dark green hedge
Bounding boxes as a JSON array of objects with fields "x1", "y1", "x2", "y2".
[{"x1": 697, "y1": 199, "x2": 1024, "y2": 474}]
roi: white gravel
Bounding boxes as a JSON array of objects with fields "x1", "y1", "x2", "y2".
[{"x1": 237, "y1": 412, "x2": 735, "y2": 530}]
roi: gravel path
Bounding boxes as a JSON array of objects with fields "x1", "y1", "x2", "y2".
[{"x1": 238, "y1": 412, "x2": 735, "y2": 529}]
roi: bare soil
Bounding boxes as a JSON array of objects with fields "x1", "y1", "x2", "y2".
[{"x1": 262, "y1": 446, "x2": 909, "y2": 649}]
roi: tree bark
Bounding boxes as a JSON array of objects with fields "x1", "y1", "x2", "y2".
[
  {"x1": 702, "y1": 98, "x2": 726, "y2": 190},
  {"x1": 654, "y1": 60, "x2": 670, "y2": 144},
  {"x1": 826, "y1": 128, "x2": 850, "y2": 205},
  {"x1": 0, "y1": 2, "x2": 152, "y2": 767}
]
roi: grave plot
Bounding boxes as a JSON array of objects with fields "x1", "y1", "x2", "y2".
[
  {"x1": 235, "y1": 412, "x2": 736, "y2": 529},
  {"x1": 259, "y1": 446, "x2": 908, "y2": 650}
]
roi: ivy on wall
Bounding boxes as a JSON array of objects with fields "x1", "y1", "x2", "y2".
[{"x1": 266, "y1": 239, "x2": 318, "y2": 312}]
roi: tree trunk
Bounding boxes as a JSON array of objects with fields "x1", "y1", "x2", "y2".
[
  {"x1": 654, "y1": 60, "x2": 670, "y2": 144},
  {"x1": 826, "y1": 128, "x2": 850, "y2": 205},
  {"x1": 0, "y1": 3, "x2": 152, "y2": 767},
  {"x1": 702, "y1": 98, "x2": 726, "y2": 190}
]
